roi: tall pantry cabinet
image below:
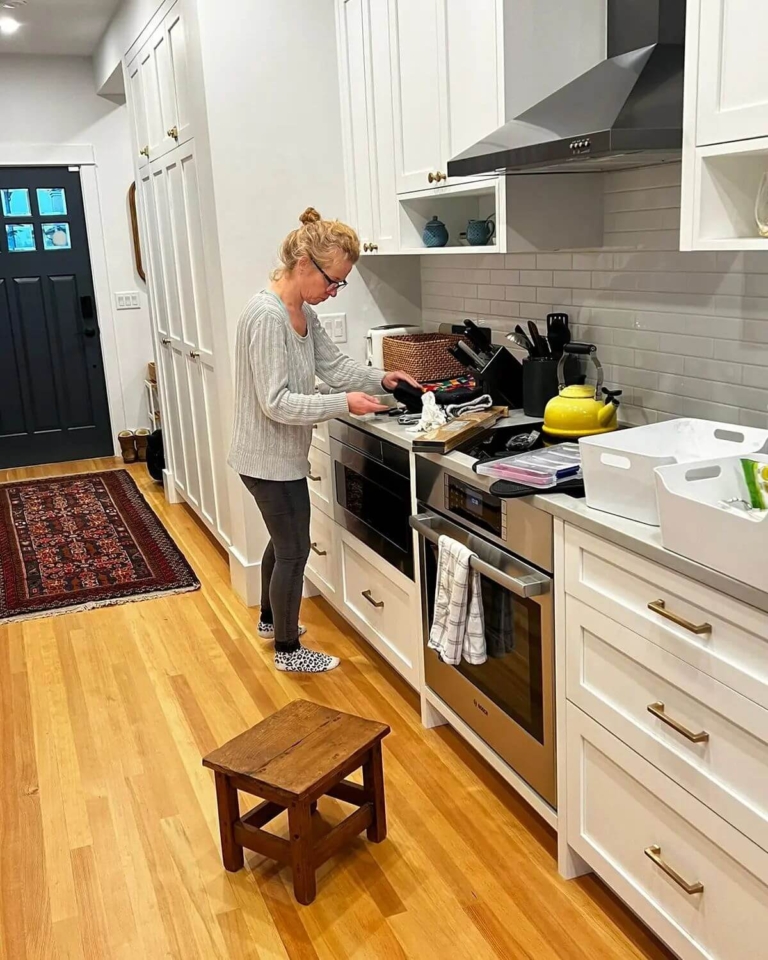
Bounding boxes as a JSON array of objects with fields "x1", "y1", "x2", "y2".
[{"x1": 125, "y1": 0, "x2": 231, "y2": 548}]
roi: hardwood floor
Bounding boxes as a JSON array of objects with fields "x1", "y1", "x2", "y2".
[{"x1": 0, "y1": 458, "x2": 673, "y2": 960}]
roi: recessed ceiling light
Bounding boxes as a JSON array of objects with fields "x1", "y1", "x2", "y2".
[{"x1": 0, "y1": 16, "x2": 21, "y2": 34}]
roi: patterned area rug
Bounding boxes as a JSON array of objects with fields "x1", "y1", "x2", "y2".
[{"x1": 0, "y1": 470, "x2": 199, "y2": 624}]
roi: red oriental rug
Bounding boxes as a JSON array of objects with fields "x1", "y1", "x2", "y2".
[{"x1": 0, "y1": 470, "x2": 199, "y2": 624}]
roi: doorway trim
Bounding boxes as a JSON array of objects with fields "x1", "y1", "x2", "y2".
[{"x1": 0, "y1": 144, "x2": 125, "y2": 454}]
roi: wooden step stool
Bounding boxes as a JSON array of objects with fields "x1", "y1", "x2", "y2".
[{"x1": 202, "y1": 699, "x2": 390, "y2": 904}]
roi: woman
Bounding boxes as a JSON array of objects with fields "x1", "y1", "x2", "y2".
[{"x1": 228, "y1": 208, "x2": 419, "y2": 673}]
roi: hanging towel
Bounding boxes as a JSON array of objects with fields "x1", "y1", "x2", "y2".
[{"x1": 428, "y1": 535, "x2": 486, "y2": 666}]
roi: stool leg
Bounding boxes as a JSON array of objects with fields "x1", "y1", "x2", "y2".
[
  {"x1": 363, "y1": 742, "x2": 387, "y2": 843},
  {"x1": 288, "y1": 802, "x2": 316, "y2": 905},
  {"x1": 214, "y1": 772, "x2": 244, "y2": 872}
]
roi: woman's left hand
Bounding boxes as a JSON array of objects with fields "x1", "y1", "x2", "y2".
[{"x1": 381, "y1": 370, "x2": 422, "y2": 392}]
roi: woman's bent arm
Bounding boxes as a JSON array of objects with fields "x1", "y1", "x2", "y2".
[{"x1": 310, "y1": 310, "x2": 385, "y2": 394}]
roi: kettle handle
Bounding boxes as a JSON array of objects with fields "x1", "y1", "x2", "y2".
[{"x1": 558, "y1": 342, "x2": 603, "y2": 395}]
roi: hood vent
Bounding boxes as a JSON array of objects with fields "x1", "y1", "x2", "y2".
[{"x1": 447, "y1": 0, "x2": 685, "y2": 177}]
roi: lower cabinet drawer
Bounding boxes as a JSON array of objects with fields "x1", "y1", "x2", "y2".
[
  {"x1": 567, "y1": 703, "x2": 768, "y2": 960},
  {"x1": 566, "y1": 597, "x2": 768, "y2": 853},
  {"x1": 340, "y1": 532, "x2": 417, "y2": 687},
  {"x1": 306, "y1": 509, "x2": 338, "y2": 598},
  {"x1": 311, "y1": 420, "x2": 330, "y2": 455},
  {"x1": 307, "y1": 448, "x2": 333, "y2": 517}
]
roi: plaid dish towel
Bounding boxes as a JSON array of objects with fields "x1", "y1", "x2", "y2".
[{"x1": 428, "y1": 535, "x2": 486, "y2": 666}]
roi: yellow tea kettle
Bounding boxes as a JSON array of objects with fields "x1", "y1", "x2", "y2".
[{"x1": 543, "y1": 343, "x2": 622, "y2": 439}]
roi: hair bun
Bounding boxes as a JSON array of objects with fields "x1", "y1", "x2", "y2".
[{"x1": 299, "y1": 207, "x2": 322, "y2": 225}]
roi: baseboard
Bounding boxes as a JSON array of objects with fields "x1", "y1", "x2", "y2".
[{"x1": 228, "y1": 546, "x2": 261, "y2": 606}]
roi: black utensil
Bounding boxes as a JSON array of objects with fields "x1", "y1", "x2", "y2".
[
  {"x1": 463, "y1": 319, "x2": 493, "y2": 357},
  {"x1": 528, "y1": 320, "x2": 548, "y2": 358},
  {"x1": 514, "y1": 324, "x2": 535, "y2": 355}
]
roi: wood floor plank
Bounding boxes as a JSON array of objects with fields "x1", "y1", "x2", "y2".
[{"x1": 0, "y1": 459, "x2": 674, "y2": 960}]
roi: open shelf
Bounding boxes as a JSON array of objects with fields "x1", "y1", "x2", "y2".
[
  {"x1": 694, "y1": 137, "x2": 768, "y2": 249},
  {"x1": 399, "y1": 179, "x2": 500, "y2": 254}
]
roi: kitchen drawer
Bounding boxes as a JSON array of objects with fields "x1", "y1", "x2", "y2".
[
  {"x1": 564, "y1": 525, "x2": 768, "y2": 711},
  {"x1": 340, "y1": 530, "x2": 417, "y2": 686},
  {"x1": 311, "y1": 420, "x2": 330, "y2": 455},
  {"x1": 567, "y1": 596, "x2": 768, "y2": 853},
  {"x1": 306, "y1": 509, "x2": 338, "y2": 599},
  {"x1": 307, "y1": 448, "x2": 333, "y2": 517},
  {"x1": 567, "y1": 703, "x2": 768, "y2": 960}
]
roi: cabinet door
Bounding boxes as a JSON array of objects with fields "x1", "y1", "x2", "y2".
[
  {"x1": 697, "y1": 0, "x2": 768, "y2": 146},
  {"x1": 389, "y1": 0, "x2": 444, "y2": 193},
  {"x1": 126, "y1": 56, "x2": 150, "y2": 167},
  {"x1": 165, "y1": 5, "x2": 193, "y2": 147},
  {"x1": 337, "y1": 0, "x2": 374, "y2": 244},
  {"x1": 365, "y1": 0, "x2": 399, "y2": 251},
  {"x1": 440, "y1": 0, "x2": 502, "y2": 165}
]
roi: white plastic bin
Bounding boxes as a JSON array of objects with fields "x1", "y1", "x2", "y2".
[
  {"x1": 580, "y1": 419, "x2": 768, "y2": 525},
  {"x1": 655, "y1": 455, "x2": 768, "y2": 592}
]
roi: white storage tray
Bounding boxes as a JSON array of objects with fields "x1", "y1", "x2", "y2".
[
  {"x1": 580, "y1": 419, "x2": 768, "y2": 526},
  {"x1": 655, "y1": 455, "x2": 768, "y2": 592}
]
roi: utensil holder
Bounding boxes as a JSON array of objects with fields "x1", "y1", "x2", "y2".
[{"x1": 523, "y1": 356, "x2": 579, "y2": 417}]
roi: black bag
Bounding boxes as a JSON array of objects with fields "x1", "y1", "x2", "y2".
[{"x1": 146, "y1": 429, "x2": 165, "y2": 482}]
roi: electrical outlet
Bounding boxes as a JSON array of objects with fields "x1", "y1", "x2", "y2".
[
  {"x1": 115, "y1": 291, "x2": 140, "y2": 310},
  {"x1": 318, "y1": 312, "x2": 347, "y2": 343}
]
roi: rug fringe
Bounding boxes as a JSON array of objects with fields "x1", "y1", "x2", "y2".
[{"x1": 0, "y1": 583, "x2": 200, "y2": 626}]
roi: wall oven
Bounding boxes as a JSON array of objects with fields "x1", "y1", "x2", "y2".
[
  {"x1": 330, "y1": 420, "x2": 414, "y2": 579},
  {"x1": 411, "y1": 458, "x2": 556, "y2": 808}
]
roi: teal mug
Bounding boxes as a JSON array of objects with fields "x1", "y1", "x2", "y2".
[{"x1": 464, "y1": 215, "x2": 496, "y2": 246}]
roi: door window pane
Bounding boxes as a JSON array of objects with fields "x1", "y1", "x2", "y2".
[
  {"x1": 1, "y1": 189, "x2": 31, "y2": 217},
  {"x1": 37, "y1": 188, "x2": 67, "y2": 216},
  {"x1": 6, "y1": 223, "x2": 36, "y2": 252},
  {"x1": 42, "y1": 223, "x2": 72, "y2": 251}
]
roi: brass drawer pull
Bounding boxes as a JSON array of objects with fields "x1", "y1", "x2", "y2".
[
  {"x1": 647, "y1": 702, "x2": 709, "y2": 743},
  {"x1": 362, "y1": 589, "x2": 384, "y2": 609},
  {"x1": 161, "y1": 337, "x2": 171, "y2": 345},
  {"x1": 189, "y1": 350, "x2": 200, "y2": 359},
  {"x1": 644, "y1": 845, "x2": 704, "y2": 895},
  {"x1": 308, "y1": 473, "x2": 321, "y2": 482},
  {"x1": 167, "y1": 126, "x2": 179, "y2": 140},
  {"x1": 648, "y1": 599, "x2": 712, "y2": 636},
  {"x1": 310, "y1": 542, "x2": 327, "y2": 557},
  {"x1": 140, "y1": 145, "x2": 150, "y2": 158}
]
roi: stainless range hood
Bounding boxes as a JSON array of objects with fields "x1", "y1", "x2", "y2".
[{"x1": 447, "y1": 0, "x2": 686, "y2": 177}]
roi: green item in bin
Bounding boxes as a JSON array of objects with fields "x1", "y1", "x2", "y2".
[{"x1": 741, "y1": 458, "x2": 768, "y2": 510}]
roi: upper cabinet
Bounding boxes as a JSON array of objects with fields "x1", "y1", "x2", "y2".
[
  {"x1": 696, "y1": 0, "x2": 768, "y2": 147},
  {"x1": 681, "y1": 0, "x2": 768, "y2": 250},
  {"x1": 126, "y1": 1, "x2": 194, "y2": 167}
]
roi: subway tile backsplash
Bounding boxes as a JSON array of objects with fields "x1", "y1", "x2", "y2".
[{"x1": 420, "y1": 163, "x2": 768, "y2": 428}]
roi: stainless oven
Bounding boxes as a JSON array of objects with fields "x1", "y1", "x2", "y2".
[
  {"x1": 330, "y1": 420, "x2": 414, "y2": 579},
  {"x1": 411, "y1": 458, "x2": 556, "y2": 807}
]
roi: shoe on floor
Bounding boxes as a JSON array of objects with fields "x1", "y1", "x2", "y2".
[
  {"x1": 274, "y1": 646, "x2": 340, "y2": 673},
  {"x1": 258, "y1": 622, "x2": 306, "y2": 640}
]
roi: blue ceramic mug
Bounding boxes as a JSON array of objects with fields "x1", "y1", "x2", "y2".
[{"x1": 465, "y1": 215, "x2": 496, "y2": 246}]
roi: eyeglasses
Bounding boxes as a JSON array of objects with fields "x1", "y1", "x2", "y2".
[{"x1": 310, "y1": 256, "x2": 348, "y2": 291}]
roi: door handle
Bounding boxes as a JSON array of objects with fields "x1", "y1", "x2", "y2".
[
  {"x1": 189, "y1": 350, "x2": 200, "y2": 359},
  {"x1": 362, "y1": 589, "x2": 384, "y2": 609},
  {"x1": 647, "y1": 599, "x2": 712, "y2": 636},
  {"x1": 161, "y1": 338, "x2": 172, "y2": 345},
  {"x1": 308, "y1": 473, "x2": 321, "y2": 482},
  {"x1": 647, "y1": 702, "x2": 709, "y2": 744},
  {"x1": 310, "y1": 542, "x2": 327, "y2": 557}
]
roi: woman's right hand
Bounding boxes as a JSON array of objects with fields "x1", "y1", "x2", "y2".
[{"x1": 347, "y1": 392, "x2": 388, "y2": 415}]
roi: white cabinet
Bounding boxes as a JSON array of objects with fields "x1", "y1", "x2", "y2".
[
  {"x1": 307, "y1": 509, "x2": 340, "y2": 600},
  {"x1": 336, "y1": 0, "x2": 399, "y2": 253},
  {"x1": 125, "y1": 1, "x2": 194, "y2": 167},
  {"x1": 696, "y1": 1, "x2": 768, "y2": 147},
  {"x1": 307, "y1": 448, "x2": 333, "y2": 518}
]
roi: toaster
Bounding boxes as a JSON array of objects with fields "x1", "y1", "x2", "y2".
[{"x1": 365, "y1": 325, "x2": 421, "y2": 368}]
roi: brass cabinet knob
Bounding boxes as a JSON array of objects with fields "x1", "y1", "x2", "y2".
[
  {"x1": 161, "y1": 337, "x2": 171, "y2": 345},
  {"x1": 167, "y1": 126, "x2": 179, "y2": 140},
  {"x1": 140, "y1": 146, "x2": 150, "y2": 157},
  {"x1": 189, "y1": 350, "x2": 200, "y2": 359},
  {"x1": 370, "y1": 243, "x2": 379, "y2": 251},
  {"x1": 428, "y1": 171, "x2": 447, "y2": 183},
  {"x1": 363, "y1": 242, "x2": 370, "y2": 252}
]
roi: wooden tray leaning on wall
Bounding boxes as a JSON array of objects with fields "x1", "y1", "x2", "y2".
[{"x1": 129, "y1": 182, "x2": 146, "y2": 282}]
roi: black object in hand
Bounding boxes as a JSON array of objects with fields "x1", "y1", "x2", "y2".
[{"x1": 393, "y1": 380, "x2": 426, "y2": 413}]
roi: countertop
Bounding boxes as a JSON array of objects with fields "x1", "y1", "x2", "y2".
[{"x1": 336, "y1": 411, "x2": 768, "y2": 616}]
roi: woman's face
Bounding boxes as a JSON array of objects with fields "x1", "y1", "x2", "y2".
[{"x1": 300, "y1": 251, "x2": 353, "y2": 305}]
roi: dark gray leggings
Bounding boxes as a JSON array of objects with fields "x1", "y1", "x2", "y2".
[{"x1": 241, "y1": 476, "x2": 310, "y2": 653}]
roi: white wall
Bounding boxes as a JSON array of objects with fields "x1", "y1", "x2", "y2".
[
  {"x1": 422, "y1": 163, "x2": 768, "y2": 430},
  {"x1": 0, "y1": 55, "x2": 152, "y2": 434},
  {"x1": 94, "y1": 0, "x2": 164, "y2": 93}
]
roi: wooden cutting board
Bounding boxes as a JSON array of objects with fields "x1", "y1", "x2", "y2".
[{"x1": 411, "y1": 407, "x2": 506, "y2": 454}]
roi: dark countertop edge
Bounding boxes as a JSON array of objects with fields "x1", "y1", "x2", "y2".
[{"x1": 534, "y1": 493, "x2": 768, "y2": 617}]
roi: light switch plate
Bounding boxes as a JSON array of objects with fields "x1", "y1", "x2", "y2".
[
  {"x1": 319, "y1": 312, "x2": 347, "y2": 343},
  {"x1": 116, "y1": 291, "x2": 140, "y2": 310}
]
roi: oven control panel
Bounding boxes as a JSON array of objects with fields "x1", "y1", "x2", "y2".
[{"x1": 444, "y1": 475, "x2": 506, "y2": 540}]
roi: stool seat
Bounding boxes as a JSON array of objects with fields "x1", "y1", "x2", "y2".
[{"x1": 203, "y1": 699, "x2": 390, "y2": 904}]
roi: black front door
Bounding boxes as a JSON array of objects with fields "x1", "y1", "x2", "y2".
[{"x1": 0, "y1": 167, "x2": 113, "y2": 469}]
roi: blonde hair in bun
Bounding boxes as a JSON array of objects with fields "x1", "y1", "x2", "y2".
[{"x1": 272, "y1": 207, "x2": 360, "y2": 279}]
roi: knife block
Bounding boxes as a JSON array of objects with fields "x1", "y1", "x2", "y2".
[{"x1": 478, "y1": 346, "x2": 523, "y2": 409}]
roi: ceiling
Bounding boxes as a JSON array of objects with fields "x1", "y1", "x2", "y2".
[{"x1": 0, "y1": 0, "x2": 122, "y2": 56}]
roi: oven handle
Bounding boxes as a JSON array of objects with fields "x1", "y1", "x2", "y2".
[{"x1": 410, "y1": 513, "x2": 551, "y2": 598}]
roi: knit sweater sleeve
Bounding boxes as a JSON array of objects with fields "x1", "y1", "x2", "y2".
[
  {"x1": 250, "y1": 311, "x2": 349, "y2": 425},
  {"x1": 309, "y1": 309, "x2": 385, "y2": 394}
]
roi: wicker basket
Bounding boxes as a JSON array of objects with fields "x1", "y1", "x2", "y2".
[{"x1": 382, "y1": 333, "x2": 468, "y2": 382}]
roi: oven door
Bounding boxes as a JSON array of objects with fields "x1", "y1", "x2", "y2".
[
  {"x1": 411, "y1": 509, "x2": 556, "y2": 808},
  {"x1": 332, "y1": 439, "x2": 414, "y2": 579}
]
